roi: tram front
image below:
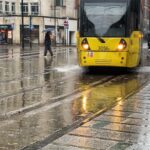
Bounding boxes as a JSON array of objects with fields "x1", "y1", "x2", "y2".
[{"x1": 77, "y1": 0, "x2": 142, "y2": 68}]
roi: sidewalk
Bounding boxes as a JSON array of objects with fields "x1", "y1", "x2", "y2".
[{"x1": 42, "y1": 82, "x2": 150, "y2": 150}]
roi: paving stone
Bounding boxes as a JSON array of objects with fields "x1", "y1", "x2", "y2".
[
  {"x1": 129, "y1": 113, "x2": 150, "y2": 120},
  {"x1": 109, "y1": 142, "x2": 132, "y2": 150},
  {"x1": 94, "y1": 115, "x2": 149, "y2": 126},
  {"x1": 125, "y1": 144, "x2": 150, "y2": 150},
  {"x1": 53, "y1": 134, "x2": 117, "y2": 150},
  {"x1": 93, "y1": 115, "x2": 129, "y2": 123},
  {"x1": 83, "y1": 116, "x2": 149, "y2": 127},
  {"x1": 104, "y1": 112, "x2": 150, "y2": 121},
  {"x1": 92, "y1": 120, "x2": 111, "y2": 128},
  {"x1": 103, "y1": 122, "x2": 150, "y2": 134},
  {"x1": 42, "y1": 144, "x2": 87, "y2": 150},
  {"x1": 122, "y1": 118, "x2": 150, "y2": 126},
  {"x1": 113, "y1": 103, "x2": 150, "y2": 113},
  {"x1": 70, "y1": 126, "x2": 144, "y2": 143},
  {"x1": 70, "y1": 126, "x2": 97, "y2": 137},
  {"x1": 112, "y1": 105, "x2": 144, "y2": 113},
  {"x1": 104, "y1": 110, "x2": 133, "y2": 117}
]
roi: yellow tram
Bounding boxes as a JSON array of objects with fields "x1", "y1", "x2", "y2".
[{"x1": 76, "y1": 0, "x2": 148, "y2": 68}]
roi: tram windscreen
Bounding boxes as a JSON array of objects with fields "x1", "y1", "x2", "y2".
[{"x1": 80, "y1": 0, "x2": 128, "y2": 37}]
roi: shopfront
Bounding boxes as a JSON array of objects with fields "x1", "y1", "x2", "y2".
[
  {"x1": 20, "y1": 25, "x2": 39, "y2": 46},
  {"x1": 0, "y1": 25, "x2": 13, "y2": 44},
  {"x1": 45, "y1": 25, "x2": 65, "y2": 45}
]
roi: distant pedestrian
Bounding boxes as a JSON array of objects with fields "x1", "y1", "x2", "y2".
[{"x1": 44, "y1": 31, "x2": 53, "y2": 56}]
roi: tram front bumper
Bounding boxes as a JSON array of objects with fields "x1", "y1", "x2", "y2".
[{"x1": 79, "y1": 51, "x2": 128, "y2": 67}]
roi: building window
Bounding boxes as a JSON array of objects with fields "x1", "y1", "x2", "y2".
[
  {"x1": 5, "y1": 1, "x2": 9, "y2": 14},
  {"x1": 12, "y1": 2, "x2": 15, "y2": 14},
  {"x1": 31, "y1": 3, "x2": 39, "y2": 15},
  {"x1": 20, "y1": 3, "x2": 28, "y2": 15},
  {"x1": 56, "y1": 0, "x2": 64, "y2": 6},
  {"x1": 0, "y1": 1, "x2": 2, "y2": 14}
]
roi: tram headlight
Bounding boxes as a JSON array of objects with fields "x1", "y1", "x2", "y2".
[
  {"x1": 82, "y1": 43, "x2": 89, "y2": 50},
  {"x1": 118, "y1": 39, "x2": 127, "y2": 51},
  {"x1": 81, "y1": 38, "x2": 90, "y2": 50},
  {"x1": 118, "y1": 44, "x2": 124, "y2": 50}
]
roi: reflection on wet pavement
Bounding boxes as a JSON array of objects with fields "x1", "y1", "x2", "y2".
[{"x1": 0, "y1": 46, "x2": 150, "y2": 149}]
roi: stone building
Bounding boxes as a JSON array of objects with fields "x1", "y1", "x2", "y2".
[
  {"x1": 0, "y1": 0, "x2": 77, "y2": 45},
  {"x1": 144, "y1": 0, "x2": 150, "y2": 32}
]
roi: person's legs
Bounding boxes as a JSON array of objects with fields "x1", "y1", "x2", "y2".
[
  {"x1": 44, "y1": 48, "x2": 47, "y2": 56},
  {"x1": 48, "y1": 47, "x2": 53, "y2": 56}
]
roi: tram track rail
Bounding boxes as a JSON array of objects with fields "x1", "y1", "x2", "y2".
[
  {"x1": 0, "y1": 75, "x2": 121, "y2": 120},
  {"x1": 0, "y1": 71, "x2": 148, "y2": 150},
  {"x1": 0, "y1": 46, "x2": 149, "y2": 150},
  {"x1": 21, "y1": 73, "x2": 150, "y2": 150}
]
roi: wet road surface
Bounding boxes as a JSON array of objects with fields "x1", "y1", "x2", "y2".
[{"x1": 0, "y1": 45, "x2": 150, "y2": 149}]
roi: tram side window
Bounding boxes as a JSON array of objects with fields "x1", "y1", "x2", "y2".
[
  {"x1": 129, "y1": 12, "x2": 136, "y2": 32},
  {"x1": 128, "y1": 1, "x2": 139, "y2": 35}
]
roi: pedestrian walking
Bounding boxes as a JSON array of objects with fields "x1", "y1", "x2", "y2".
[{"x1": 44, "y1": 31, "x2": 53, "y2": 57}]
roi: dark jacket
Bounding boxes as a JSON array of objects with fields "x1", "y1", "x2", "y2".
[{"x1": 44, "y1": 32, "x2": 51, "y2": 49}]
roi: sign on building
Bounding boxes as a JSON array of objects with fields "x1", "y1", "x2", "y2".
[{"x1": 64, "y1": 20, "x2": 69, "y2": 29}]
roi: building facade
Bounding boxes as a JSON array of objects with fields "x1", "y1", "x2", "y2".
[
  {"x1": 144, "y1": 0, "x2": 150, "y2": 32},
  {"x1": 0, "y1": 0, "x2": 77, "y2": 45}
]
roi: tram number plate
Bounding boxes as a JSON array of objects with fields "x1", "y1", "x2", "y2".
[
  {"x1": 87, "y1": 52, "x2": 94, "y2": 57},
  {"x1": 99, "y1": 46, "x2": 110, "y2": 51}
]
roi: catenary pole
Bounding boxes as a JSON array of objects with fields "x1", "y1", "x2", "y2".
[{"x1": 21, "y1": 0, "x2": 24, "y2": 49}]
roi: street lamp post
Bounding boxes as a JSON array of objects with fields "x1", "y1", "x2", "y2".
[
  {"x1": 54, "y1": 0, "x2": 56, "y2": 46},
  {"x1": 21, "y1": 0, "x2": 24, "y2": 49},
  {"x1": 29, "y1": 15, "x2": 32, "y2": 48}
]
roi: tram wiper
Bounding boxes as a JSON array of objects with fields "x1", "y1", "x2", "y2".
[{"x1": 97, "y1": 37, "x2": 106, "y2": 43}]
